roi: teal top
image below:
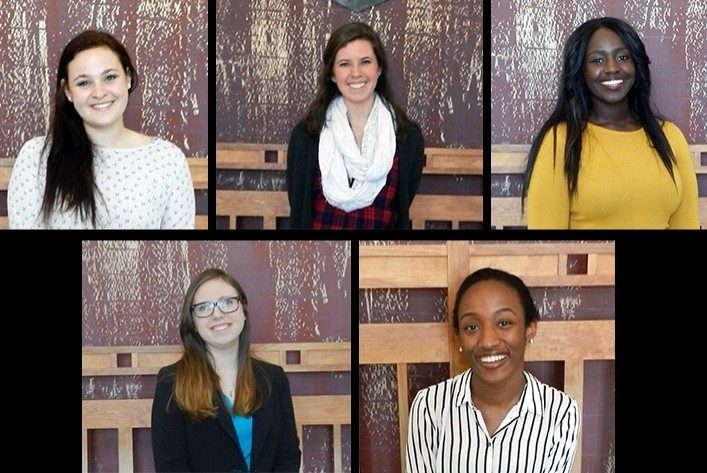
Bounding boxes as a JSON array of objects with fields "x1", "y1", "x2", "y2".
[{"x1": 223, "y1": 395, "x2": 253, "y2": 471}]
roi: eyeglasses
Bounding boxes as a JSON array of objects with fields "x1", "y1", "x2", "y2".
[{"x1": 191, "y1": 296, "x2": 241, "y2": 318}]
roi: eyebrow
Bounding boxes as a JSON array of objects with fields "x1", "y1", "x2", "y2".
[
  {"x1": 72, "y1": 68, "x2": 119, "y2": 81},
  {"x1": 586, "y1": 46, "x2": 630, "y2": 56},
  {"x1": 459, "y1": 307, "x2": 518, "y2": 320},
  {"x1": 337, "y1": 56, "x2": 373, "y2": 63}
]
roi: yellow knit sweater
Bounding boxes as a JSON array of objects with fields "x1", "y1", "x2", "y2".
[{"x1": 526, "y1": 121, "x2": 699, "y2": 229}]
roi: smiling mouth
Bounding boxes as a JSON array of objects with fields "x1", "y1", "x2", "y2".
[
  {"x1": 91, "y1": 101, "x2": 114, "y2": 110},
  {"x1": 348, "y1": 82, "x2": 366, "y2": 89},
  {"x1": 600, "y1": 79, "x2": 624, "y2": 91},
  {"x1": 479, "y1": 354, "x2": 508, "y2": 364},
  {"x1": 211, "y1": 323, "x2": 231, "y2": 332}
]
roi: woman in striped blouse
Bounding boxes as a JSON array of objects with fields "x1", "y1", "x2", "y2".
[{"x1": 406, "y1": 268, "x2": 580, "y2": 473}]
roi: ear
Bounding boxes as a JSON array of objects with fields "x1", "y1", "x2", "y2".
[
  {"x1": 377, "y1": 67, "x2": 382, "y2": 78},
  {"x1": 526, "y1": 320, "x2": 538, "y2": 343},
  {"x1": 61, "y1": 79, "x2": 72, "y2": 102},
  {"x1": 126, "y1": 70, "x2": 132, "y2": 90},
  {"x1": 331, "y1": 75, "x2": 336, "y2": 83}
]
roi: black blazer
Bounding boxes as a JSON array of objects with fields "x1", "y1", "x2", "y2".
[
  {"x1": 286, "y1": 119, "x2": 425, "y2": 229},
  {"x1": 151, "y1": 359, "x2": 301, "y2": 472}
]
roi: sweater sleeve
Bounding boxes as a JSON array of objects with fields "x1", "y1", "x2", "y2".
[
  {"x1": 272, "y1": 366, "x2": 302, "y2": 471},
  {"x1": 664, "y1": 123, "x2": 700, "y2": 229},
  {"x1": 286, "y1": 123, "x2": 308, "y2": 229},
  {"x1": 526, "y1": 127, "x2": 571, "y2": 229},
  {"x1": 160, "y1": 143, "x2": 195, "y2": 229},
  {"x1": 7, "y1": 137, "x2": 48, "y2": 229}
]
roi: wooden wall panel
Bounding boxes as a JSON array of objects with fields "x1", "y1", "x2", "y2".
[{"x1": 0, "y1": 0, "x2": 208, "y2": 159}]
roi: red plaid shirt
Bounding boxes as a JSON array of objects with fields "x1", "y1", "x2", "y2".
[{"x1": 311, "y1": 153, "x2": 399, "y2": 229}]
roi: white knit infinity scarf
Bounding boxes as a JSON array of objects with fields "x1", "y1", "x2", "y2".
[{"x1": 318, "y1": 94, "x2": 396, "y2": 212}]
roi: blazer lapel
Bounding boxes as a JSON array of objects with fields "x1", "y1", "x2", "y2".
[{"x1": 215, "y1": 393, "x2": 247, "y2": 466}]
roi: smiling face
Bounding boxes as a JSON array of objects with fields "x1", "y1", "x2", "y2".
[
  {"x1": 331, "y1": 38, "x2": 381, "y2": 109},
  {"x1": 64, "y1": 46, "x2": 130, "y2": 133},
  {"x1": 457, "y1": 280, "x2": 536, "y2": 389},
  {"x1": 583, "y1": 27, "x2": 635, "y2": 111},
  {"x1": 192, "y1": 277, "x2": 246, "y2": 352}
]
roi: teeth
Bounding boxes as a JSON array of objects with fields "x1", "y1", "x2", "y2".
[
  {"x1": 92, "y1": 102, "x2": 112, "y2": 110},
  {"x1": 480, "y1": 354, "x2": 507, "y2": 363},
  {"x1": 601, "y1": 80, "x2": 623, "y2": 86},
  {"x1": 212, "y1": 324, "x2": 230, "y2": 331},
  {"x1": 349, "y1": 83, "x2": 365, "y2": 89}
]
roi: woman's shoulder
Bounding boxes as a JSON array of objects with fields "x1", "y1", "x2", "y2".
[
  {"x1": 17, "y1": 136, "x2": 48, "y2": 157},
  {"x1": 290, "y1": 120, "x2": 317, "y2": 141},
  {"x1": 524, "y1": 371, "x2": 578, "y2": 410},
  {"x1": 252, "y1": 357, "x2": 287, "y2": 379},
  {"x1": 413, "y1": 368, "x2": 470, "y2": 404},
  {"x1": 155, "y1": 361, "x2": 179, "y2": 383},
  {"x1": 148, "y1": 138, "x2": 187, "y2": 158},
  {"x1": 658, "y1": 120, "x2": 688, "y2": 140}
]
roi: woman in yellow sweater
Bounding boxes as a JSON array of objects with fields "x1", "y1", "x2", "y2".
[{"x1": 523, "y1": 17, "x2": 699, "y2": 229}]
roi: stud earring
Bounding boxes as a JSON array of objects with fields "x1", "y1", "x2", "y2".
[
  {"x1": 458, "y1": 346, "x2": 462, "y2": 352},
  {"x1": 528, "y1": 338, "x2": 534, "y2": 345}
]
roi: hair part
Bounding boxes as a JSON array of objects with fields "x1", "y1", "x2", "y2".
[
  {"x1": 302, "y1": 21, "x2": 414, "y2": 139},
  {"x1": 42, "y1": 29, "x2": 138, "y2": 226},
  {"x1": 174, "y1": 268, "x2": 267, "y2": 421},
  {"x1": 452, "y1": 267, "x2": 539, "y2": 332},
  {"x1": 522, "y1": 17, "x2": 676, "y2": 202}
]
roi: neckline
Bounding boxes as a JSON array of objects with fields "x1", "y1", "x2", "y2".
[
  {"x1": 94, "y1": 136, "x2": 159, "y2": 151},
  {"x1": 586, "y1": 121, "x2": 643, "y2": 134}
]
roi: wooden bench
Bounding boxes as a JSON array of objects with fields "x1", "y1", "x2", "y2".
[
  {"x1": 216, "y1": 143, "x2": 483, "y2": 229},
  {"x1": 0, "y1": 157, "x2": 208, "y2": 229},
  {"x1": 82, "y1": 342, "x2": 351, "y2": 473},
  {"x1": 491, "y1": 143, "x2": 707, "y2": 229},
  {"x1": 359, "y1": 241, "x2": 616, "y2": 473}
]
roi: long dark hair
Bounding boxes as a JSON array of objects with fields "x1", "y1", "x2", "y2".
[
  {"x1": 522, "y1": 17, "x2": 676, "y2": 200},
  {"x1": 452, "y1": 267, "x2": 540, "y2": 332},
  {"x1": 303, "y1": 22, "x2": 413, "y2": 138},
  {"x1": 174, "y1": 268, "x2": 265, "y2": 421},
  {"x1": 42, "y1": 30, "x2": 137, "y2": 226}
]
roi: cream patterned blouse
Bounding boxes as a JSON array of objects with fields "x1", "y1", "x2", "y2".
[{"x1": 8, "y1": 136, "x2": 195, "y2": 229}]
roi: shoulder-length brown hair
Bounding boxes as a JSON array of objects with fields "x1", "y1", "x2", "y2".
[{"x1": 174, "y1": 268, "x2": 266, "y2": 421}]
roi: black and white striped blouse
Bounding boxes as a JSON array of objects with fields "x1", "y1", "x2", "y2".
[{"x1": 406, "y1": 369, "x2": 579, "y2": 473}]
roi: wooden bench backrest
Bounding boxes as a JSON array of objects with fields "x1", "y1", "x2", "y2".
[
  {"x1": 491, "y1": 144, "x2": 707, "y2": 229},
  {"x1": 82, "y1": 342, "x2": 351, "y2": 473},
  {"x1": 359, "y1": 241, "x2": 616, "y2": 473},
  {"x1": 0, "y1": 157, "x2": 208, "y2": 229},
  {"x1": 216, "y1": 143, "x2": 483, "y2": 229}
]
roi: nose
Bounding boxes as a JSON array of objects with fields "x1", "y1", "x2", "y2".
[
  {"x1": 479, "y1": 327, "x2": 500, "y2": 349},
  {"x1": 351, "y1": 63, "x2": 361, "y2": 77},
  {"x1": 91, "y1": 81, "x2": 107, "y2": 98},
  {"x1": 603, "y1": 57, "x2": 619, "y2": 74}
]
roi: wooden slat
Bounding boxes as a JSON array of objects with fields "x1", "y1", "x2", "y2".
[
  {"x1": 333, "y1": 423, "x2": 343, "y2": 473},
  {"x1": 83, "y1": 342, "x2": 351, "y2": 376},
  {"x1": 82, "y1": 399, "x2": 153, "y2": 429},
  {"x1": 525, "y1": 320, "x2": 614, "y2": 361},
  {"x1": 491, "y1": 197, "x2": 526, "y2": 229},
  {"x1": 292, "y1": 395, "x2": 351, "y2": 425},
  {"x1": 424, "y1": 148, "x2": 483, "y2": 175},
  {"x1": 359, "y1": 244, "x2": 447, "y2": 258},
  {"x1": 397, "y1": 363, "x2": 409, "y2": 473},
  {"x1": 410, "y1": 194, "x2": 483, "y2": 227},
  {"x1": 359, "y1": 323, "x2": 450, "y2": 364},
  {"x1": 359, "y1": 255, "x2": 448, "y2": 289},
  {"x1": 565, "y1": 359, "x2": 584, "y2": 473},
  {"x1": 216, "y1": 190, "x2": 290, "y2": 229},
  {"x1": 187, "y1": 158, "x2": 207, "y2": 189},
  {"x1": 118, "y1": 427, "x2": 134, "y2": 472},
  {"x1": 467, "y1": 242, "x2": 615, "y2": 256}
]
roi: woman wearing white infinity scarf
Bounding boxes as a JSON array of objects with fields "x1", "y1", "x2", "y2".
[{"x1": 287, "y1": 22, "x2": 424, "y2": 229}]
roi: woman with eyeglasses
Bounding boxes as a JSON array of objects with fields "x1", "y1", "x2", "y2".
[{"x1": 151, "y1": 268, "x2": 301, "y2": 472}]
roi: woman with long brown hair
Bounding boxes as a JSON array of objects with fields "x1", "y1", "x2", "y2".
[
  {"x1": 287, "y1": 22, "x2": 424, "y2": 229},
  {"x1": 151, "y1": 268, "x2": 300, "y2": 472},
  {"x1": 8, "y1": 30, "x2": 194, "y2": 229}
]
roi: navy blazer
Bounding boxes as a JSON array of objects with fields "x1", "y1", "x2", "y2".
[{"x1": 151, "y1": 359, "x2": 301, "y2": 472}]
